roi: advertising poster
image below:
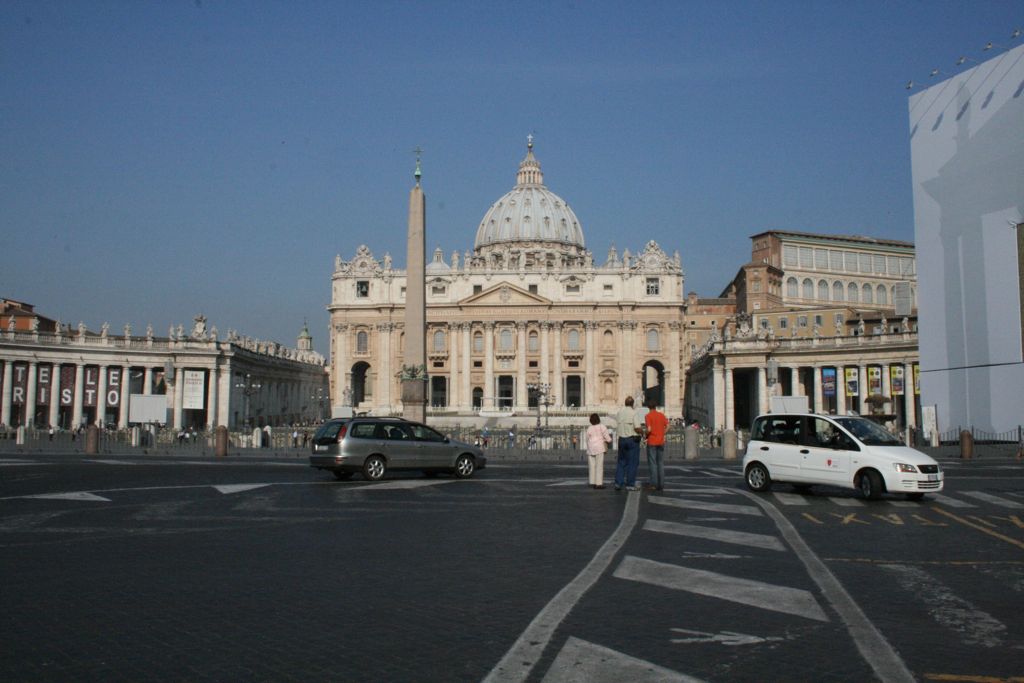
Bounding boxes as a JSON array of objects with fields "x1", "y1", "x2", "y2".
[
  {"x1": 845, "y1": 367, "x2": 859, "y2": 397},
  {"x1": 182, "y1": 370, "x2": 206, "y2": 410},
  {"x1": 890, "y1": 366, "x2": 905, "y2": 396},
  {"x1": 60, "y1": 366, "x2": 76, "y2": 406},
  {"x1": 106, "y1": 367, "x2": 122, "y2": 408},
  {"x1": 914, "y1": 364, "x2": 920, "y2": 395},
  {"x1": 821, "y1": 367, "x2": 836, "y2": 397},
  {"x1": 868, "y1": 366, "x2": 882, "y2": 395},
  {"x1": 0, "y1": 362, "x2": 4, "y2": 413},
  {"x1": 82, "y1": 367, "x2": 99, "y2": 407},
  {"x1": 36, "y1": 364, "x2": 51, "y2": 405}
]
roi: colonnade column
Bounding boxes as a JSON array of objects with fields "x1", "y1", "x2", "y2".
[
  {"x1": 516, "y1": 322, "x2": 528, "y2": 407},
  {"x1": 49, "y1": 365, "x2": 60, "y2": 427},
  {"x1": 882, "y1": 363, "x2": 892, "y2": 414},
  {"x1": 620, "y1": 322, "x2": 635, "y2": 399},
  {"x1": 144, "y1": 367, "x2": 153, "y2": 395},
  {"x1": 24, "y1": 361, "x2": 38, "y2": 427},
  {"x1": 859, "y1": 365, "x2": 868, "y2": 412},
  {"x1": 812, "y1": 366, "x2": 823, "y2": 414},
  {"x1": 790, "y1": 367, "x2": 800, "y2": 396},
  {"x1": 172, "y1": 366, "x2": 184, "y2": 430},
  {"x1": 377, "y1": 323, "x2": 392, "y2": 410},
  {"x1": 0, "y1": 360, "x2": 11, "y2": 426},
  {"x1": 835, "y1": 370, "x2": 847, "y2": 416},
  {"x1": 539, "y1": 322, "x2": 550, "y2": 388},
  {"x1": 712, "y1": 360, "x2": 725, "y2": 430},
  {"x1": 584, "y1": 321, "x2": 596, "y2": 408},
  {"x1": 119, "y1": 365, "x2": 130, "y2": 428},
  {"x1": 904, "y1": 362, "x2": 916, "y2": 429},
  {"x1": 333, "y1": 323, "x2": 349, "y2": 407},
  {"x1": 757, "y1": 366, "x2": 768, "y2": 416},
  {"x1": 72, "y1": 364, "x2": 84, "y2": 428},
  {"x1": 551, "y1": 323, "x2": 562, "y2": 408},
  {"x1": 723, "y1": 363, "x2": 734, "y2": 431},
  {"x1": 461, "y1": 324, "x2": 471, "y2": 411},
  {"x1": 448, "y1": 323, "x2": 459, "y2": 409},
  {"x1": 483, "y1": 322, "x2": 495, "y2": 409},
  {"x1": 668, "y1": 321, "x2": 681, "y2": 412},
  {"x1": 207, "y1": 366, "x2": 218, "y2": 428}
]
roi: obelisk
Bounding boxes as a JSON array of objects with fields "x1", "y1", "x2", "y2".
[{"x1": 401, "y1": 150, "x2": 428, "y2": 422}]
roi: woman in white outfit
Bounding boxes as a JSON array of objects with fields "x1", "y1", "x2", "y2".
[{"x1": 585, "y1": 413, "x2": 612, "y2": 489}]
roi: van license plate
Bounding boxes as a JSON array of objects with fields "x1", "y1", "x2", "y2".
[
  {"x1": 927, "y1": 474, "x2": 939, "y2": 481},
  {"x1": 315, "y1": 445, "x2": 327, "y2": 452}
]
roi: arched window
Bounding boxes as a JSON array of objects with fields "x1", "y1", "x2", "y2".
[
  {"x1": 786, "y1": 277, "x2": 798, "y2": 298},
  {"x1": 862, "y1": 284, "x2": 873, "y2": 304},
  {"x1": 473, "y1": 331, "x2": 483, "y2": 353},
  {"x1": 848, "y1": 283, "x2": 859, "y2": 302},
  {"x1": 567, "y1": 329, "x2": 580, "y2": 350},
  {"x1": 356, "y1": 330, "x2": 368, "y2": 353},
  {"x1": 432, "y1": 330, "x2": 446, "y2": 352},
  {"x1": 646, "y1": 328, "x2": 660, "y2": 352},
  {"x1": 528, "y1": 331, "x2": 539, "y2": 352},
  {"x1": 876, "y1": 285, "x2": 888, "y2": 305},
  {"x1": 603, "y1": 329, "x2": 614, "y2": 350},
  {"x1": 499, "y1": 328, "x2": 513, "y2": 351},
  {"x1": 832, "y1": 281, "x2": 844, "y2": 301},
  {"x1": 817, "y1": 280, "x2": 829, "y2": 300},
  {"x1": 802, "y1": 278, "x2": 814, "y2": 299}
]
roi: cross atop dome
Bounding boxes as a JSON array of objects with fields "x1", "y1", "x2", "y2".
[{"x1": 516, "y1": 135, "x2": 543, "y2": 186}]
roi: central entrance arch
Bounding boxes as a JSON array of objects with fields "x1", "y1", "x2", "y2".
[
  {"x1": 642, "y1": 360, "x2": 665, "y2": 407},
  {"x1": 351, "y1": 361, "x2": 370, "y2": 407}
]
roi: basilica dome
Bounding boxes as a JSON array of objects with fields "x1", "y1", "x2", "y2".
[{"x1": 474, "y1": 138, "x2": 585, "y2": 251}]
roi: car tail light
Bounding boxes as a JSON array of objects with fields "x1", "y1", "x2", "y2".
[{"x1": 336, "y1": 425, "x2": 347, "y2": 443}]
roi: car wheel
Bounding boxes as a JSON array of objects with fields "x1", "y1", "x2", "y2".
[
  {"x1": 745, "y1": 463, "x2": 771, "y2": 492},
  {"x1": 363, "y1": 455, "x2": 386, "y2": 481},
  {"x1": 453, "y1": 454, "x2": 475, "y2": 479},
  {"x1": 906, "y1": 492, "x2": 925, "y2": 501},
  {"x1": 858, "y1": 470, "x2": 883, "y2": 500},
  {"x1": 332, "y1": 470, "x2": 353, "y2": 481}
]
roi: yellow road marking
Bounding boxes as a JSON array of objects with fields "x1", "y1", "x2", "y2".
[
  {"x1": 873, "y1": 513, "x2": 904, "y2": 525},
  {"x1": 801, "y1": 512, "x2": 824, "y2": 524},
  {"x1": 932, "y1": 507, "x2": 1024, "y2": 551},
  {"x1": 824, "y1": 558, "x2": 1024, "y2": 566},
  {"x1": 830, "y1": 512, "x2": 869, "y2": 525},
  {"x1": 912, "y1": 514, "x2": 948, "y2": 526}
]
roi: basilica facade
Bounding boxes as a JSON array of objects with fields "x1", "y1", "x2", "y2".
[{"x1": 328, "y1": 140, "x2": 685, "y2": 421}]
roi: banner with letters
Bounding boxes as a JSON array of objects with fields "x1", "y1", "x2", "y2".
[
  {"x1": 60, "y1": 366, "x2": 76, "y2": 406},
  {"x1": 890, "y1": 366, "x2": 905, "y2": 396},
  {"x1": 845, "y1": 367, "x2": 859, "y2": 397},
  {"x1": 82, "y1": 367, "x2": 100, "y2": 408},
  {"x1": 11, "y1": 362, "x2": 28, "y2": 405},
  {"x1": 182, "y1": 370, "x2": 206, "y2": 410},
  {"x1": 106, "y1": 367, "x2": 122, "y2": 409},
  {"x1": 36, "y1": 364, "x2": 52, "y2": 405}
]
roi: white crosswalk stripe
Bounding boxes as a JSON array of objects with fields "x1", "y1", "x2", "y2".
[
  {"x1": 828, "y1": 497, "x2": 865, "y2": 506},
  {"x1": 649, "y1": 495, "x2": 763, "y2": 516},
  {"x1": 772, "y1": 492, "x2": 810, "y2": 506},
  {"x1": 644, "y1": 519, "x2": 786, "y2": 551},
  {"x1": 922, "y1": 493, "x2": 975, "y2": 508},
  {"x1": 958, "y1": 491, "x2": 1024, "y2": 509}
]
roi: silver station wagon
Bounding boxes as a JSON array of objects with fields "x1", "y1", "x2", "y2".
[
  {"x1": 309, "y1": 417, "x2": 486, "y2": 481},
  {"x1": 742, "y1": 413, "x2": 944, "y2": 500}
]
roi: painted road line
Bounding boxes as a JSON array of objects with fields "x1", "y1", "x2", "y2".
[
  {"x1": 542, "y1": 636, "x2": 703, "y2": 683},
  {"x1": 614, "y1": 556, "x2": 828, "y2": 621},
  {"x1": 644, "y1": 519, "x2": 785, "y2": 551},
  {"x1": 649, "y1": 496, "x2": 763, "y2": 516},
  {"x1": 931, "y1": 507, "x2": 1024, "y2": 551},
  {"x1": 213, "y1": 484, "x2": 273, "y2": 495},
  {"x1": 929, "y1": 493, "x2": 976, "y2": 508},
  {"x1": 22, "y1": 492, "x2": 111, "y2": 502},
  {"x1": 828, "y1": 497, "x2": 865, "y2": 507},
  {"x1": 697, "y1": 469, "x2": 731, "y2": 478},
  {"x1": 484, "y1": 492, "x2": 641, "y2": 683},
  {"x1": 548, "y1": 480, "x2": 585, "y2": 487},
  {"x1": 772, "y1": 492, "x2": 810, "y2": 506},
  {"x1": 734, "y1": 488, "x2": 916, "y2": 683},
  {"x1": 958, "y1": 491, "x2": 1024, "y2": 509},
  {"x1": 880, "y1": 564, "x2": 1006, "y2": 647},
  {"x1": 887, "y1": 500, "x2": 919, "y2": 508},
  {"x1": 365, "y1": 479, "x2": 458, "y2": 490}
]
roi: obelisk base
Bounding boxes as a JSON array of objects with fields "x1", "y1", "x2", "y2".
[{"x1": 401, "y1": 380, "x2": 427, "y2": 423}]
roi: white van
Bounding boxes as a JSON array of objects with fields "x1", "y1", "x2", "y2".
[{"x1": 742, "y1": 413, "x2": 943, "y2": 500}]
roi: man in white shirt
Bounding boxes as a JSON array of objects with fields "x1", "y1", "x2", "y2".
[{"x1": 613, "y1": 396, "x2": 645, "y2": 491}]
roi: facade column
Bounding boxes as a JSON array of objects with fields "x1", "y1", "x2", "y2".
[
  {"x1": 835, "y1": 368, "x2": 847, "y2": 416},
  {"x1": 49, "y1": 364, "x2": 60, "y2": 427},
  {"x1": 584, "y1": 321, "x2": 596, "y2": 408},
  {"x1": 119, "y1": 365, "x2": 131, "y2": 428},
  {"x1": 812, "y1": 365, "x2": 823, "y2": 414},
  {"x1": 207, "y1": 365, "x2": 219, "y2": 428},
  {"x1": 790, "y1": 366, "x2": 801, "y2": 396},
  {"x1": 620, "y1": 322, "x2": 635, "y2": 400},
  {"x1": 712, "y1": 360, "x2": 725, "y2": 430},
  {"x1": 0, "y1": 360, "x2": 11, "y2": 427},
  {"x1": 668, "y1": 321, "x2": 681, "y2": 413},
  {"x1": 904, "y1": 362, "x2": 916, "y2": 429},
  {"x1": 377, "y1": 323, "x2": 392, "y2": 411},
  {"x1": 483, "y1": 322, "x2": 495, "y2": 408},
  {"x1": 724, "y1": 364, "x2": 734, "y2": 431},
  {"x1": 96, "y1": 365, "x2": 108, "y2": 427},
  {"x1": 551, "y1": 323, "x2": 562, "y2": 408},
  {"x1": 172, "y1": 366, "x2": 184, "y2": 430},
  {"x1": 461, "y1": 324, "x2": 471, "y2": 410},
  {"x1": 882, "y1": 362, "x2": 892, "y2": 414},
  {"x1": 333, "y1": 323, "x2": 349, "y2": 408},
  {"x1": 25, "y1": 361, "x2": 38, "y2": 427},
  {"x1": 540, "y1": 322, "x2": 550, "y2": 388},
  {"x1": 448, "y1": 323, "x2": 459, "y2": 408},
  {"x1": 72, "y1": 363, "x2": 84, "y2": 428},
  {"x1": 144, "y1": 366, "x2": 153, "y2": 395},
  {"x1": 516, "y1": 322, "x2": 528, "y2": 408},
  {"x1": 859, "y1": 365, "x2": 868, "y2": 413},
  {"x1": 757, "y1": 366, "x2": 768, "y2": 416}
]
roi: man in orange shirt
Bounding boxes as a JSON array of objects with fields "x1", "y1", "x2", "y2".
[{"x1": 643, "y1": 398, "x2": 669, "y2": 491}]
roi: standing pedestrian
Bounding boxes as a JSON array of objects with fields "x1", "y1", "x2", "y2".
[
  {"x1": 613, "y1": 397, "x2": 644, "y2": 491},
  {"x1": 643, "y1": 399, "x2": 669, "y2": 491},
  {"x1": 585, "y1": 413, "x2": 612, "y2": 489}
]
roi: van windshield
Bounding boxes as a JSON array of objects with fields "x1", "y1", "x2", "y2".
[{"x1": 833, "y1": 417, "x2": 902, "y2": 446}]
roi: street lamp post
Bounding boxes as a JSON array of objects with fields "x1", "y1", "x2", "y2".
[
  {"x1": 310, "y1": 386, "x2": 326, "y2": 423},
  {"x1": 526, "y1": 382, "x2": 552, "y2": 439},
  {"x1": 234, "y1": 373, "x2": 262, "y2": 429}
]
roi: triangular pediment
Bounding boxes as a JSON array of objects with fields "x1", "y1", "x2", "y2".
[{"x1": 461, "y1": 283, "x2": 551, "y2": 306}]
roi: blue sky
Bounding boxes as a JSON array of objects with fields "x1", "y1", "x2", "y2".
[{"x1": 2, "y1": 1, "x2": 1021, "y2": 354}]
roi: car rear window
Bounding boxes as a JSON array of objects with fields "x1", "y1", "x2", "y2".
[
  {"x1": 753, "y1": 416, "x2": 803, "y2": 444},
  {"x1": 314, "y1": 421, "x2": 346, "y2": 440},
  {"x1": 350, "y1": 422, "x2": 379, "y2": 439}
]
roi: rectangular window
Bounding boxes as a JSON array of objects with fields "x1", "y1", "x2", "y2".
[
  {"x1": 798, "y1": 315, "x2": 808, "y2": 328},
  {"x1": 814, "y1": 248, "x2": 828, "y2": 269},
  {"x1": 779, "y1": 317, "x2": 788, "y2": 329},
  {"x1": 783, "y1": 245, "x2": 798, "y2": 267},
  {"x1": 356, "y1": 281, "x2": 369, "y2": 297},
  {"x1": 566, "y1": 284, "x2": 580, "y2": 294},
  {"x1": 900, "y1": 257, "x2": 914, "y2": 275},
  {"x1": 528, "y1": 360, "x2": 538, "y2": 368},
  {"x1": 814, "y1": 314, "x2": 823, "y2": 326},
  {"x1": 860, "y1": 253, "x2": 872, "y2": 273},
  {"x1": 473, "y1": 285, "x2": 482, "y2": 295},
  {"x1": 528, "y1": 284, "x2": 538, "y2": 294},
  {"x1": 830, "y1": 250, "x2": 843, "y2": 271},
  {"x1": 874, "y1": 254, "x2": 886, "y2": 274},
  {"x1": 799, "y1": 247, "x2": 813, "y2": 268},
  {"x1": 886, "y1": 256, "x2": 899, "y2": 276},
  {"x1": 834, "y1": 313, "x2": 844, "y2": 325},
  {"x1": 432, "y1": 361, "x2": 444, "y2": 368},
  {"x1": 568, "y1": 360, "x2": 580, "y2": 368},
  {"x1": 845, "y1": 252, "x2": 858, "y2": 272},
  {"x1": 603, "y1": 284, "x2": 613, "y2": 292},
  {"x1": 473, "y1": 360, "x2": 482, "y2": 368},
  {"x1": 646, "y1": 278, "x2": 660, "y2": 295},
  {"x1": 431, "y1": 285, "x2": 446, "y2": 296}
]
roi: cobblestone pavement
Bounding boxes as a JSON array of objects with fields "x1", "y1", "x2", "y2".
[{"x1": 1, "y1": 453, "x2": 1022, "y2": 681}]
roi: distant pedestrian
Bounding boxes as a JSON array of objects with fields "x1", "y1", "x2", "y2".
[
  {"x1": 613, "y1": 396, "x2": 644, "y2": 491},
  {"x1": 507, "y1": 429, "x2": 515, "y2": 448},
  {"x1": 292, "y1": 430, "x2": 299, "y2": 447},
  {"x1": 585, "y1": 414, "x2": 612, "y2": 489},
  {"x1": 48, "y1": 427, "x2": 54, "y2": 441},
  {"x1": 643, "y1": 399, "x2": 669, "y2": 492}
]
